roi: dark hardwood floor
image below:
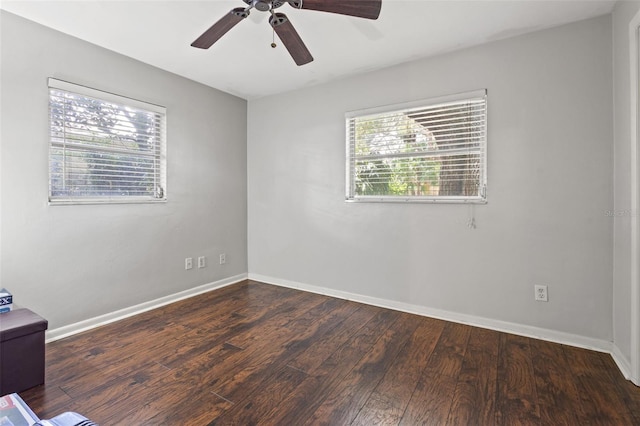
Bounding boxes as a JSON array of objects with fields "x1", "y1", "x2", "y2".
[{"x1": 20, "y1": 280, "x2": 640, "y2": 425}]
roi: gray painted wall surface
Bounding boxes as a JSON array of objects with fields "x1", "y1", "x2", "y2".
[
  {"x1": 248, "y1": 16, "x2": 614, "y2": 341},
  {"x1": 0, "y1": 11, "x2": 248, "y2": 329},
  {"x1": 613, "y1": 0, "x2": 640, "y2": 368}
]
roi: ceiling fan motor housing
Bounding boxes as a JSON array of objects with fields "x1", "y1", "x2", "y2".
[{"x1": 242, "y1": 0, "x2": 286, "y2": 12}]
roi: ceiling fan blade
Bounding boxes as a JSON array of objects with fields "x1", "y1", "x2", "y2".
[
  {"x1": 191, "y1": 7, "x2": 249, "y2": 49},
  {"x1": 288, "y1": 0, "x2": 381, "y2": 20},
  {"x1": 270, "y1": 13, "x2": 314, "y2": 66}
]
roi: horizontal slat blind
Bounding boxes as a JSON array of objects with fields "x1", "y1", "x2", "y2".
[
  {"x1": 346, "y1": 90, "x2": 487, "y2": 203},
  {"x1": 48, "y1": 79, "x2": 166, "y2": 204}
]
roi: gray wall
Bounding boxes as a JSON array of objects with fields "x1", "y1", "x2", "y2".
[
  {"x1": 0, "y1": 11, "x2": 248, "y2": 329},
  {"x1": 612, "y1": 1, "x2": 640, "y2": 370},
  {"x1": 248, "y1": 16, "x2": 614, "y2": 341}
]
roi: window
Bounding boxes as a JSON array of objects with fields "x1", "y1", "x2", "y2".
[
  {"x1": 48, "y1": 78, "x2": 166, "y2": 204},
  {"x1": 346, "y1": 89, "x2": 487, "y2": 203}
]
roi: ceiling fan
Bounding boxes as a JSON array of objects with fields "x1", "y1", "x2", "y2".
[{"x1": 191, "y1": 0, "x2": 382, "y2": 66}]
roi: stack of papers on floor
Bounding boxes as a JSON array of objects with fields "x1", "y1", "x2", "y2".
[
  {"x1": 0, "y1": 393, "x2": 38, "y2": 426},
  {"x1": 0, "y1": 394, "x2": 95, "y2": 426}
]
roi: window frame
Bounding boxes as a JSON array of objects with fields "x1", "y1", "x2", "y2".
[
  {"x1": 48, "y1": 78, "x2": 167, "y2": 205},
  {"x1": 345, "y1": 89, "x2": 487, "y2": 204}
]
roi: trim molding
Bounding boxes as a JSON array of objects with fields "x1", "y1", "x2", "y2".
[
  {"x1": 629, "y1": 8, "x2": 640, "y2": 386},
  {"x1": 45, "y1": 273, "x2": 248, "y2": 343},
  {"x1": 248, "y1": 273, "x2": 613, "y2": 354},
  {"x1": 48, "y1": 272, "x2": 624, "y2": 377},
  {"x1": 613, "y1": 343, "x2": 633, "y2": 380}
]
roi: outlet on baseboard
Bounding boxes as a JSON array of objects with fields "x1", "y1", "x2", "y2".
[
  {"x1": 185, "y1": 257, "x2": 193, "y2": 270},
  {"x1": 219, "y1": 253, "x2": 226, "y2": 265}
]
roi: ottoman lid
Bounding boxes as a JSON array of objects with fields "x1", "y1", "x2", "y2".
[{"x1": 0, "y1": 309, "x2": 48, "y2": 342}]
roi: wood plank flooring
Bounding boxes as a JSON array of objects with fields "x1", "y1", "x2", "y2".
[{"x1": 19, "y1": 280, "x2": 640, "y2": 425}]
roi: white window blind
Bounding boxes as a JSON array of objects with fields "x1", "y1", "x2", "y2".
[
  {"x1": 346, "y1": 89, "x2": 487, "y2": 203},
  {"x1": 48, "y1": 78, "x2": 167, "y2": 204}
]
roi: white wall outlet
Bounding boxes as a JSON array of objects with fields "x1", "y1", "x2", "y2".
[
  {"x1": 535, "y1": 285, "x2": 548, "y2": 302},
  {"x1": 219, "y1": 253, "x2": 226, "y2": 265},
  {"x1": 198, "y1": 256, "x2": 206, "y2": 268},
  {"x1": 185, "y1": 257, "x2": 193, "y2": 270}
]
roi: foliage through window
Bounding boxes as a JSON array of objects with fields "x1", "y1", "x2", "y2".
[
  {"x1": 346, "y1": 90, "x2": 487, "y2": 203},
  {"x1": 48, "y1": 79, "x2": 166, "y2": 204}
]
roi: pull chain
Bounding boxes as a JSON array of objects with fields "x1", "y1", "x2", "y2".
[{"x1": 271, "y1": 28, "x2": 276, "y2": 48}]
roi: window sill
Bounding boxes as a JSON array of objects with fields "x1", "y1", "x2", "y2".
[
  {"x1": 346, "y1": 196, "x2": 487, "y2": 204},
  {"x1": 48, "y1": 198, "x2": 167, "y2": 206}
]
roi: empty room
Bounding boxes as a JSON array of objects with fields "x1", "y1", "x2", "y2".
[{"x1": 2, "y1": 0, "x2": 640, "y2": 424}]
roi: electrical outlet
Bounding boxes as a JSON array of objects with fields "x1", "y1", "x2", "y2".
[
  {"x1": 219, "y1": 253, "x2": 226, "y2": 265},
  {"x1": 535, "y1": 285, "x2": 548, "y2": 302},
  {"x1": 185, "y1": 257, "x2": 193, "y2": 270},
  {"x1": 198, "y1": 256, "x2": 206, "y2": 269}
]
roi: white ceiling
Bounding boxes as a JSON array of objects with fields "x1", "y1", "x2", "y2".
[{"x1": 1, "y1": 0, "x2": 616, "y2": 100}]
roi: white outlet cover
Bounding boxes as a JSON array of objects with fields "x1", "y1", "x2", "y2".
[{"x1": 534, "y1": 285, "x2": 548, "y2": 302}]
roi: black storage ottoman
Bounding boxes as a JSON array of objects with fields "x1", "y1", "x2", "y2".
[{"x1": 0, "y1": 308, "x2": 48, "y2": 394}]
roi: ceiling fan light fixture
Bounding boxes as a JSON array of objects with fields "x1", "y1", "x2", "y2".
[
  {"x1": 254, "y1": 1, "x2": 271, "y2": 12},
  {"x1": 242, "y1": 0, "x2": 286, "y2": 12}
]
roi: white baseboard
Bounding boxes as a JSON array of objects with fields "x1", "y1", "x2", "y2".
[
  {"x1": 248, "y1": 273, "x2": 613, "y2": 354},
  {"x1": 611, "y1": 344, "x2": 633, "y2": 380},
  {"x1": 46, "y1": 273, "x2": 248, "y2": 343},
  {"x1": 48, "y1": 272, "x2": 622, "y2": 377}
]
